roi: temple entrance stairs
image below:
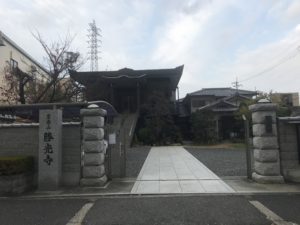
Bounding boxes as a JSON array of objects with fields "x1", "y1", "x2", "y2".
[{"x1": 120, "y1": 113, "x2": 139, "y2": 148}]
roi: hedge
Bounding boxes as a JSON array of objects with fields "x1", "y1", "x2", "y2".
[{"x1": 0, "y1": 156, "x2": 34, "y2": 176}]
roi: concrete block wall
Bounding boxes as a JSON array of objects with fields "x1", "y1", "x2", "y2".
[
  {"x1": 278, "y1": 121, "x2": 300, "y2": 181},
  {"x1": 0, "y1": 123, "x2": 81, "y2": 186},
  {"x1": 61, "y1": 124, "x2": 81, "y2": 186},
  {"x1": 0, "y1": 124, "x2": 39, "y2": 168}
]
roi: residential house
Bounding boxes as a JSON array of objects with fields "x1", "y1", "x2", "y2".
[{"x1": 179, "y1": 87, "x2": 257, "y2": 140}]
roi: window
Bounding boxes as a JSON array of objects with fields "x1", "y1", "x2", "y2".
[{"x1": 10, "y1": 58, "x2": 18, "y2": 71}]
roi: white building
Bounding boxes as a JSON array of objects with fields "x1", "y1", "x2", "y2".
[
  {"x1": 271, "y1": 92, "x2": 299, "y2": 107},
  {"x1": 0, "y1": 31, "x2": 49, "y2": 104}
]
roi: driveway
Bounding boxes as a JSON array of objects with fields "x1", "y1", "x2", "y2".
[{"x1": 131, "y1": 146, "x2": 233, "y2": 194}]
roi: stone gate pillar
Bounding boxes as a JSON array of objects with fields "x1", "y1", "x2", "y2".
[
  {"x1": 80, "y1": 105, "x2": 108, "y2": 186},
  {"x1": 249, "y1": 100, "x2": 284, "y2": 183}
]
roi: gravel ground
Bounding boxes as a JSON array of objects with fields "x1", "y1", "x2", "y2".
[
  {"x1": 125, "y1": 146, "x2": 246, "y2": 177},
  {"x1": 126, "y1": 146, "x2": 151, "y2": 177},
  {"x1": 185, "y1": 147, "x2": 247, "y2": 177}
]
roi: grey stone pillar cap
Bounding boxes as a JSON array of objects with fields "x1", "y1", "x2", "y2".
[
  {"x1": 249, "y1": 103, "x2": 278, "y2": 112},
  {"x1": 88, "y1": 104, "x2": 99, "y2": 108},
  {"x1": 80, "y1": 108, "x2": 107, "y2": 116}
]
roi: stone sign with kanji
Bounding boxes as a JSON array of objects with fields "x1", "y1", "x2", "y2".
[{"x1": 38, "y1": 109, "x2": 62, "y2": 190}]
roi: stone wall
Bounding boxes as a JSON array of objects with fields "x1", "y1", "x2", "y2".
[
  {"x1": 0, "y1": 123, "x2": 81, "y2": 186},
  {"x1": 0, "y1": 173, "x2": 34, "y2": 195}
]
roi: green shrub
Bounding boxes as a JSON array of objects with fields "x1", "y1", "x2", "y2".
[
  {"x1": 137, "y1": 91, "x2": 182, "y2": 145},
  {"x1": 191, "y1": 110, "x2": 217, "y2": 144},
  {"x1": 0, "y1": 156, "x2": 34, "y2": 176},
  {"x1": 138, "y1": 127, "x2": 155, "y2": 145}
]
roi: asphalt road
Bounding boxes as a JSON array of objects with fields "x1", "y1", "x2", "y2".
[
  {"x1": 1, "y1": 194, "x2": 299, "y2": 225},
  {"x1": 254, "y1": 195, "x2": 300, "y2": 224},
  {"x1": 0, "y1": 198, "x2": 88, "y2": 225}
]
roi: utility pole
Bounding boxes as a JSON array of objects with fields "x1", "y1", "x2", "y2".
[
  {"x1": 87, "y1": 20, "x2": 101, "y2": 71},
  {"x1": 232, "y1": 77, "x2": 242, "y2": 92},
  {"x1": 232, "y1": 77, "x2": 242, "y2": 105}
]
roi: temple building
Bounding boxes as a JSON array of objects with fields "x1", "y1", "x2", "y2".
[
  {"x1": 70, "y1": 65, "x2": 184, "y2": 114},
  {"x1": 70, "y1": 65, "x2": 184, "y2": 150}
]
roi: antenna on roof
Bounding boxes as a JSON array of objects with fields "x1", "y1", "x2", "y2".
[{"x1": 87, "y1": 20, "x2": 101, "y2": 71}]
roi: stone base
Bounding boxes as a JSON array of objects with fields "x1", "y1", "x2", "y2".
[
  {"x1": 283, "y1": 168, "x2": 300, "y2": 183},
  {"x1": 252, "y1": 172, "x2": 284, "y2": 184},
  {"x1": 80, "y1": 175, "x2": 108, "y2": 187},
  {"x1": 82, "y1": 165, "x2": 105, "y2": 178}
]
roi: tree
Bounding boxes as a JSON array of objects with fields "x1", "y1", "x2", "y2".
[
  {"x1": 0, "y1": 65, "x2": 22, "y2": 104},
  {"x1": 137, "y1": 91, "x2": 181, "y2": 145},
  {"x1": 235, "y1": 91, "x2": 291, "y2": 122},
  {"x1": 0, "y1": 32, "x2": 84, "y2": 104},
  {"x1": 190, "y1": 110, "x2": 217, "y2": 144},
  {"x1": 31, "y1": 32, "x2": 84, "y2": 103}
]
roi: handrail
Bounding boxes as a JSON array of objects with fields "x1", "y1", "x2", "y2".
[{"x1": 0, "y1": 100, "x2": 118, "y2": 115}]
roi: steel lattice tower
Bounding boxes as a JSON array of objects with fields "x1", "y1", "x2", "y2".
[{"x1": 87, "y1": 20, "x2": 101, "y2": 71}]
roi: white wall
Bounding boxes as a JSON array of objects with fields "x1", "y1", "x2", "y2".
[{"x1": 0, "y1": 35, "x2": 49, "y2": 103}]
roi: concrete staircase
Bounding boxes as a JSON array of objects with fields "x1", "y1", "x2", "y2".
[
  {"x1": 119, "y1": 113, "x2": 139, "y2": 148},
  {"x1": 108, "y1": 113, "x2": 138, "y2": 147}
]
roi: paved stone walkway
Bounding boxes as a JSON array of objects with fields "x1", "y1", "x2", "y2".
[{"x1": 131, "y1": 146, "x2": 234, "y2": 194}]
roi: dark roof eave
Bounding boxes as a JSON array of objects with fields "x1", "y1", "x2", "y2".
[{"x1": 70, "y1": 65, "x2": 184, "y2": 89}]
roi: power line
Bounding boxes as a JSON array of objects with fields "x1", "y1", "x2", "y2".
[{"x1": 240, "y1": 46, "x2": 300, "y2": 83}]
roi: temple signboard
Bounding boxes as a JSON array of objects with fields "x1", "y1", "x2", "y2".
[{"x1": 38, "y1": 109, "x2": 62, "y2": 190}]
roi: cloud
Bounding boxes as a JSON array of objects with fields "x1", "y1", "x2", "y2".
[
  {"x1": 0, "y1": 0, "x2": 299, "y2": 98},
  {"x1": 267, "y1": 0, "x2": 300, "y2": 24},
  {"x1": 151, "y1": 0, "x2": 223, "y2": 64},
  {"x1": 218, "y1": 24, "x2": 300, "y2": 93},
  {"x1": 285, "y1": 0, "x2": 300, "y2": 21}
]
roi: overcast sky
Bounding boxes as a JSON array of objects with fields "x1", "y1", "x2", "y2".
[{"x1": 1, "y1": 0, "x2": 300, "y2": 97}]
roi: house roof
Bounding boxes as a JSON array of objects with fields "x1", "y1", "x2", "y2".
[
  {"x1": 0, "y1": 31, "x2": 49, "y2": 74},
  {"x1": 70, "y1": 65, "x2": 184, "y2": 90},
  {"x1": 188, "y1": 87, "x2": 257, "y2": 97},
  {"x1": 196, "y1": 98, "x2": 238, "y2": 112},
  {"x1": 191, "y1": 94, "x2": 254, "y2": 113}
]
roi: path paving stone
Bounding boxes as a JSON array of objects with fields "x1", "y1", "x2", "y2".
[{"x1": 131, "y1": 146, "x2": 234, "y2": 194}]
